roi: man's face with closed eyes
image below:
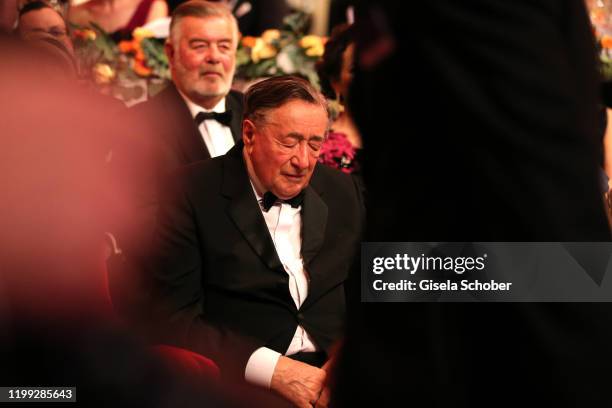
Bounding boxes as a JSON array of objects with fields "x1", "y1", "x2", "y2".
[{"x1": 243, "y1": 100, "x2": 329, "y2": 200}]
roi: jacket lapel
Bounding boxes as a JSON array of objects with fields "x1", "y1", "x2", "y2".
[
  {"x1": 301, "y1": 185, "x2": 328, "y2": 267},
  {"x1": 222, "y1": 144, "x2": 284, "y2": 275},
  {"x1": 226, "y1": 90, "x2": 244, "y2": 143},
  {"x1": 162, "y1": 84, "x2": 211, "y2": 163},
  {"x1": 300, "y1": 178, "x2": 329, "y2": 311}
]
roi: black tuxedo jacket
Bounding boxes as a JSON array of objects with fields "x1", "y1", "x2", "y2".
[
  {"x1": 149, "y1": 143, "x2": 364, "y2": 378},
  {"x1": 131, "y1": 83, "x2": 244, "y2": 171}
]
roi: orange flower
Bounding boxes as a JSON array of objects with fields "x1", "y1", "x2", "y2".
[
  {"x1": 603, "y1": 35, "x2": 612, "y2": 49},
  {"x1": 118, "y1": 40, "x2": 135, "y2": 53},
  {"x1": 135, "y1": 47, "x2": 146, "y2": 62},
  {"x1": 242, "y1": 36, "x2": 257, "y2": 48},
  {"x1": 133, "y1": 59, "x2": 152, "y2": 77}
]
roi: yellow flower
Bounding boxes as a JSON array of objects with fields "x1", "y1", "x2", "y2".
[
  {"x1": 92, "y1": 63, "x2": 115, "y2": 84},
  {"x1": 299, "y1": 35, "x2": 325, "y2": 57},
  {"x1": 261, "y1": 29, "x2": 280, "y2": 43},
  {"x1": 251, "y1": 38, "x2": 277, "y2": 63},
  {"x1": 305, "y1": 44, "x2": 324, "y2": 57},
  {"x1": 132, "y1": 27, "x2": 155, "y2": 42}
]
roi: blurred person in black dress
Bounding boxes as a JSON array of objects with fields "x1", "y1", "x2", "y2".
[{"x1": 333, "y1": 1, "x2": 612, "y2": 406}]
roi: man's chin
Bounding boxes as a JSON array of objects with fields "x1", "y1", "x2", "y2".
[
  {"x1": 193, "y1": 83, "x2": 230, "y2": 98},
  {"x1": 276, "y1": 185, "x2": 307, "y2": 200}
]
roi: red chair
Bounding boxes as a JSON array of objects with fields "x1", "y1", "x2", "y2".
[{"x1": 152, "y1": 344, "x2": 220, "y2": 379}]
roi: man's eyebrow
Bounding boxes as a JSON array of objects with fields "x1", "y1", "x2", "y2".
[
  {"x1": 283, "y1": 133, "x2": 325, "y2": 142},
  {"x1": 189, "y1": 37, "x2": 232, "y2": 43},
  {"x1": 285, "y1": 132, "x2": 304, "y2": 140}
]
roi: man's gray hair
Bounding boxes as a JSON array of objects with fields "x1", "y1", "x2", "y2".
[{"x1": 169, "y1": 0, "x2": 239, "y2": 46}]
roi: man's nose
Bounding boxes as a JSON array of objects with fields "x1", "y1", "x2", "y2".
[
  {"x1": 204, "y1": 45, "x2": 221, "y2": 63},
  {"x1": 291, "y1": 143, "x2": 310, "y2": 170}
]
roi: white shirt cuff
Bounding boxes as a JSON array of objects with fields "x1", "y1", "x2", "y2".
[{"x1": 244, "y1": 347, "x2": 281, "y2": 389}]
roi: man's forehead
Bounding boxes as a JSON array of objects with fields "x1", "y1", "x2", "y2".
[
  {"x1": 21, "y1": 8, "x2": 65, "y2": 27},
  {"x1": 177, "y1": 15, "x2": 236, "y2": 38},
  {"x1": 260, "y1": 118, "x2": 329, "y2": 139}
]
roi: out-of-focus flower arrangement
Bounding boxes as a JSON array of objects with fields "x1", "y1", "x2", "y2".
[
  {"x1": 318, "y1": 131, "x2": 357, "y2": 174},
  {"x1": 72, "y1": 24, "x2": 170, "y2": 104},
  {"x1": 236, "y1": 11, "x2": 326, "y2": 88},
  {"x1": 597, "y1": 36, "x2": 612, "y2": 80},
  {"x1": 70, "y1": 11, "x2": 327, "y2": 102},
  {"x1": 586, "y1": 0, "x2": 612, "y2": 80}
]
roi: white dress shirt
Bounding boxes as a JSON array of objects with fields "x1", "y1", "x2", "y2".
[
  {"x1": 244, "y1": 182, "x2": 318, "y2": 388},
  {"x1": 178, "y1": 91, "x2": 235, "y2": 158}
]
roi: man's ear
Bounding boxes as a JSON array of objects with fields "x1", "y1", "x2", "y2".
[{"x1": 242, "y1": 119, "x2": 256, "y2": 153}]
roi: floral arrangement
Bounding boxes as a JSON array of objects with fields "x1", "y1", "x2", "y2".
[
  {"x1": 70, "y1": 11, "x2": 327, "y2": 102},
  {"x1": 586, "y1": 1, "x2": 612, "y2": 80},
  {"x1": 71, "y1": 24, "x2": 170, "y2": 103},
  {"x1": 596, "y1": 35, "x2": 612, "y2": 80},
  {"x1": 318, "y1": 131, "x2": 357, "y2": 174},
  {"x1": 235, "y1": 11, "x2": 326, "y2": 88}
]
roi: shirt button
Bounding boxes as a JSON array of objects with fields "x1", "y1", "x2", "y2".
[{"x1": 297, "y1": 312, "x2": 305, "y2": 322}]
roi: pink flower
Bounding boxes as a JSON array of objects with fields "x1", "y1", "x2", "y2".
[{"x1": 318, "y1": 131, "x2": 356, "y2": 174}]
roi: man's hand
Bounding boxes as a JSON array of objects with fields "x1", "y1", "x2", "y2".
[
  {"x1": 312, "y1": 358, "x2": 335, "y2": 408},
  {"x1": 270, "y1": 356, "x2": 326, "y2": 408}
]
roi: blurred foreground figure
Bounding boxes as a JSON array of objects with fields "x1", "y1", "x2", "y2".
[
  {"x1": 334, "y1": 1, "x2": 612, "y2": 407},
  {"x1": 0, "y1": 36, "x2": 284, "y2": 408}
]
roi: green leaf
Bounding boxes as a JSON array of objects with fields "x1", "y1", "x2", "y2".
[{"x1": 282, "y1": 11, "x2": 310, "y2": 35}]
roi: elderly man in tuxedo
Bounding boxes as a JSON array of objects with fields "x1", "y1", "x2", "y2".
[{"x1": 150, "y1": 76, "x2": 363, "y2": 407}]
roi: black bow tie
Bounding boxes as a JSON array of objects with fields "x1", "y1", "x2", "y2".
[
  {"x1": 194, "y1": 110, "x2": 233, "y2": 127},
  {"x1": 261, "y1": 191, "x2": 305, "y2": 212}
]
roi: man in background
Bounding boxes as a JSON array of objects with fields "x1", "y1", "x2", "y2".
[{"x1": 132, "y1": 0, "x2": 243, "y2": 168}]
